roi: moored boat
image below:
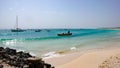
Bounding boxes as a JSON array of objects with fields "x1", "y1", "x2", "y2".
[
  {"x1": 57, "y1": 31, "x2": 72, "y2": 36},
  {"x1": 11, "y1": 16, "x2": 25, "y2": 32},
  {"x1": 57, "y1": 33, "x2": 72, "y2": 36},
  {"x1": 11, "y1": 28, "x2": 25, "y2": 32},
  {"x1": 35, "y1": 29, "x2": 41, "y2": 32}
]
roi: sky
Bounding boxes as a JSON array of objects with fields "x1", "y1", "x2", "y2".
[{"x1": 0, "y1": 0, "x2": 120, "y2": 29}]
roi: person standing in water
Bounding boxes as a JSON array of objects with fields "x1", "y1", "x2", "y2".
[{"x1": 68, "y1": 31, "x2": 70, "y2": 34}]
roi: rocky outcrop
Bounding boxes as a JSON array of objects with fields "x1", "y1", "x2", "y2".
[{"x1": 0, "y1": 47, "x2": 54, "y2": 68}]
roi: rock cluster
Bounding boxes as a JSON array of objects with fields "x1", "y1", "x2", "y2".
[{"x1": 0, "y1": 47, "x2": 54, "y2": 68}]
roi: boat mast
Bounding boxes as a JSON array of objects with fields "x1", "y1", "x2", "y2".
[{"x1": 16, "y1": 15, "x2": 18, "y2": 29}]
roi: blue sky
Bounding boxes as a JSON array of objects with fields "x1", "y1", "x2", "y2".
[{"x1": 0, "y1": 0, "x2": 120, "y2": 29}]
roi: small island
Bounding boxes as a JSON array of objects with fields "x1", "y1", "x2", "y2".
[{"x1": 100, "y1": 27, "x2": 120, "y2": 30}]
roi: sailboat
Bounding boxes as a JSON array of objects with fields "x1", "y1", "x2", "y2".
[{"x1": 11, "y1": 16, "x2": 25, "y2": 32}]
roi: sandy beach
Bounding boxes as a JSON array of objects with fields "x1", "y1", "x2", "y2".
[{"x1": 44, "y1": 46, "x2": 120, "y2": 68}]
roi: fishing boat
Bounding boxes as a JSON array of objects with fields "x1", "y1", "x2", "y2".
[
  {"x1": 11, "y1": 16, "x2": 25, "y2": 32},
  {"x1": 35, "y1": 29, "x2": 41, "y2": 32},
  {"x1": 45, "y1": 29, "x2": 50, "y2": 32},
  {"x1": 57, "y1": 31, "x2": 72, "y2": 36}
]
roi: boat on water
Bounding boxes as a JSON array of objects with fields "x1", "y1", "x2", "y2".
[
  {"x1": 45, "y1": 29, "x2": 50, "y2": 32},
  {"x1": 11, "y1": 16, "x2": 25, "y2": 32},
  {"x1": 35, "y1": 29, "x2": 41, "y2": 32},
  {"x1": 57, "y1": 31, "x2": 72, "y2": 36},
  {"x1": 11, "y1": 28, "x2": 25, "y2": 32}
]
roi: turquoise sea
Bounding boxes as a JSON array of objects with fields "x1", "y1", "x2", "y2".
[{"x1": 0, "y1": 29, "x2": 120, "y2": 58}]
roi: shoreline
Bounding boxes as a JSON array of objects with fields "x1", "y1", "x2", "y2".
[{"x1": 44, "y1": 45, "x2": 120, "y2": 68}]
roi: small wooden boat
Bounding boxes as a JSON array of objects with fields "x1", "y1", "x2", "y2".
[
  {"x1": 57, "y1": 31, "x2": 72, "y2": 36},
  {"x1": 57, "y1": 33, "x2": 72, "y2": 36},
  {"x1": 35, "y1": 29, "x2": 41, "y2": 32},
  {"x1": 46, "y1": 29, "x2": 50, "y2": 32}
]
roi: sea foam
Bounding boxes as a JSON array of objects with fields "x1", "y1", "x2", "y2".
[
  {"x1": 42, "y1": 51, "x2": 63, "y2": 59},
  {"x1": 70, "y1": 47, "x2": 77, "y2": 50}
]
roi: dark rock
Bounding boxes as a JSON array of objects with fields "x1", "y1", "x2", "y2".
[
  {"x1": 2, "y1": 59, "x2": 6, "y2": 62},
  {"x1": 44, "y1": 63, "x2": 51, "y2": 68},
  {"x1": 0, "y1": 64, "x2": 3, "y2": 68},
  {"x1": 0, "y1": 47, "x2": 55, "y2": 68},
  {"x1": 17, "y1": 51, "x2": 32, "y2": 58},
  {"x1": 5, "y1": 47, "x2": 16, "y2": 55},
  {"x1": 0, "y1": 47, "x2": 4, "y2": 51},
  {"x1": 0, "y1": 51, "x2": 5, "y2": 59},
  {"x1": 24, "y1": 53, "x2": 32, "y2": 58}
]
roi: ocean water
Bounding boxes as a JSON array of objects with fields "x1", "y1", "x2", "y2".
[{"x1": 0, "y1": 29, "x2": 120, "y2": 57}]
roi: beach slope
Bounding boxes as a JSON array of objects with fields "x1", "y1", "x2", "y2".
[{"x1": 56, "y1": 48, "x2": 120, "y2": 68}]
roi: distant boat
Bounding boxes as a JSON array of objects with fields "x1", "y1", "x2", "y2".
[
  {"x1": 46, "y1": 29, "x2": 50, "y2": 32},
  {"x1": 35, "y1": 29, "x2": 41, "y2": 32},
  {"x1": 11, "y1": 16, "x2": 25, "y2": 32},
  {"x1": 11, "y1": 28, "x2": 25, "y2": 32},
  {"x1": 57, "y1": 31, "x2": 72, "y2": 36}
]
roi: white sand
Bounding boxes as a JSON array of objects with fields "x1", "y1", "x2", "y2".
[{"x1": 45, "y1": 47, "x2": 120, "y2": 68}]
